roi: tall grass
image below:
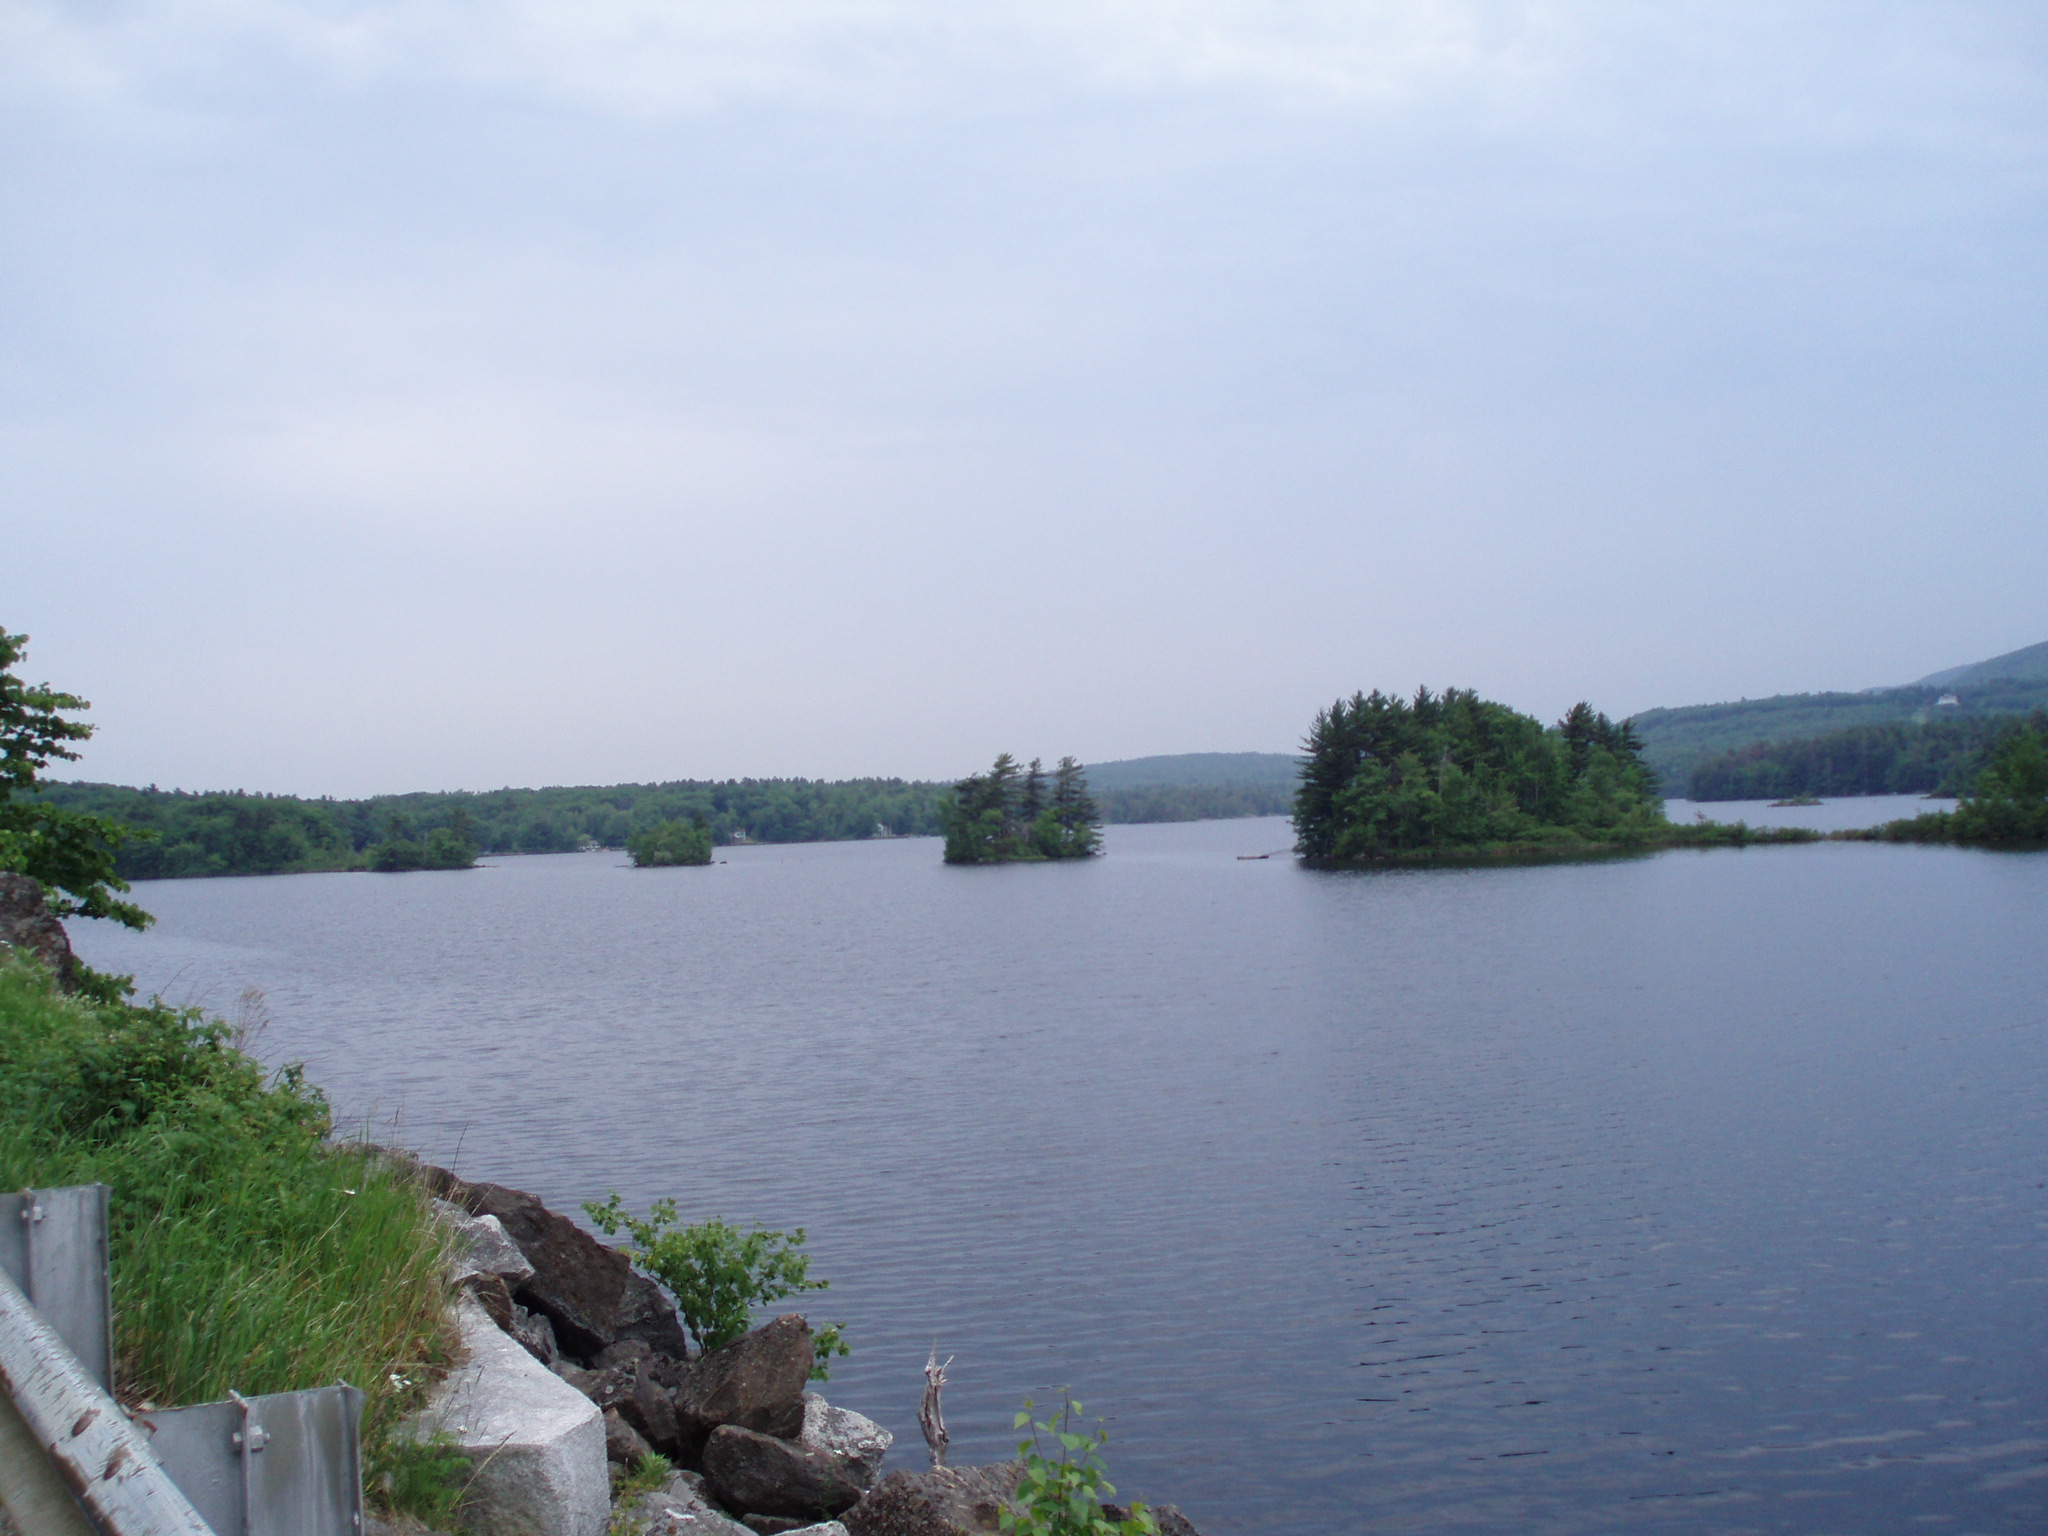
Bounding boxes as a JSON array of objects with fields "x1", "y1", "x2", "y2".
[{"x1": 0, "y1": 956, "x2": 454, "y2": 1506}]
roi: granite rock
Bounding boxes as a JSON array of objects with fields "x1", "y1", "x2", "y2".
[
  {"x1": 669, "y1": 1315, "x2": 814, "y2": 1459},
  {"x1": 404, "y1": 1294, "x2": 608, "y2": 1536},
  {"x1": 796, "y1": 1394, "x2": 891, "y2": 1485},
  {"x1": 440, "y1": 1176, "x2": 689, "y2": 1361},
  {"x1": 703, "y1": 1424, "x2": 868, "y2": 1520},
  {"x1": 0, "y1": 873, "x2": 75, "y2": 990},
  {"x1": 839, "y1": 1464, "x2": 1024, "y2": 1536},
  {"x1": 619, "y1": 1471, "x2": 753, "y2": 1536}
]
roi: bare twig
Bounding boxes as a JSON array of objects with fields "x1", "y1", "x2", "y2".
[{"x1": 919, "y1": 1346, "x2": 953, "y2": 1469}]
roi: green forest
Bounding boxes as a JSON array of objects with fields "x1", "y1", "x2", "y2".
[
  {"x1": 1854, "y1": 726, "x2": 2048, "y2": 844},
  {"x1": 34, "y1": 776, "x2": 950, "y2": 879},
  {"x1": 1685, "y1": 710, "x2": 2048, "y2": 800},
  {"x1": 36, "y1": 759, "x2": 1307, "y2": 880},
  {"x1": 939, "y1": 754, "x2": 1101, "y2": 863},
  {"x1": 1293, "y1": 687, "x2": 1804, "y2": 865},
  {"x1": 1630, "y1": 677, "x2": 2048, "y2": 790}
]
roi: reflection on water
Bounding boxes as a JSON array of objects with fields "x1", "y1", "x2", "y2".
[{"x1": 72, "y1": 819, "x2": 2048, "y2": 1534}]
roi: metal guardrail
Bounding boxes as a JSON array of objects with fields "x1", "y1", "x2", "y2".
[
  {"x1": 137, "y1": 1389, "x2": 365, "y2": 1536},
  {"x1": 0, "y1": 1253, "x2": 213, "y2": 1536},
  {"x1": 0, "y1": 1187, "x2": 366, "y2": 1536},
  {"x1": 0, "y1": 1190, "x2": 112, "y2": 1394}
]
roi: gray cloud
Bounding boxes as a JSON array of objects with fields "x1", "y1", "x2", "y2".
[{"x1": 4, "y1": 1, "x2": 2044, "y2": 793}]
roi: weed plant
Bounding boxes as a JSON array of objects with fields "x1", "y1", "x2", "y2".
[
  {"x1": 0, "y1": 956, "x2": 455, "y2": 1514},
  {"x1": 611, "y1": 1451, "x2": 674, "y2": 1501},
  {"x1": 999, "y1": 1395, "x2": 1157, "y2": 1536}
]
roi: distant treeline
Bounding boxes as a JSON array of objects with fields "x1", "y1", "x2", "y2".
[
  {"x1": 1632, "y1": 677, "x2": 2048, "y2": 791},
  {"x1": 36, "y1": 773, "x2": 1300, "y2": 879},
  {"x1": 1686, "y1": 710, "x2": 2048, "y2": 801},
  {"x1": 1094, "y1": 782, "x2": 1293, "y2": 823},
  {"x1": 35, "y1": 779, "x2": 947, "y2": 879}
]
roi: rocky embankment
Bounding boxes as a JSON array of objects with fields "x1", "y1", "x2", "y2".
[
  {"x1": 413, "y1": 1165, "x2": 1202, "y2": 1536},
  {"x1": 0, "y1": 879, "x2": 1197, "y2": 1536}
]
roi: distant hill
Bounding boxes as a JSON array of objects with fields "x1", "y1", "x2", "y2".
[
  {"x1": 1086, "y1": 752, "x2": 1300, "y2": 790},
  {"x1": 1914, "y1": 639, "x2": 2048, "y2": 689},
  {"x1": 1083, "y1": 752, "x2": 1300, "y2": 823},
  {"x1": 1632, "y1": 640, "x2": 2048, "y2": 792}
]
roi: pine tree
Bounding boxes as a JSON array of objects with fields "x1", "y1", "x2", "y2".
[
  {"x1": 1020, "y1": 759, "x2": 1045, "y2": 824},
  {"x1": 940, "y1": 753, "x2": 1027, "y2": 862},
  {"x1": 1049, "y1": 757, "x2": 1101, "y2": 858}
]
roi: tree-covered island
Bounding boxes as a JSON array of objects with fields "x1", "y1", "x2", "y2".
[
  {"x1": 1293, "y1": 687, "x2": 1817, "y2": 866},
  {"x1": 366, "y1": 809, "x2": 479, "y2": 872},
  {"x1": 939, "y1": 754, "x2": 1101, "y2": 863},
  {"x1": 627, "y1": 815, "x2": 715, "y2": 866}
]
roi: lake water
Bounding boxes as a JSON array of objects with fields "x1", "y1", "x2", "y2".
[{"x1": 70, "y1": 810, "x2": 2046, "y2": 1535}]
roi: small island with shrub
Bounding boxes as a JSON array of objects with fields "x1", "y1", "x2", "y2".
[
  {"x1": 367, "y1": 811, "x2": 479, "y2": 871},
  {"x1": 939, "y1": 754, "x2": 1101, "y2": 864},
  {"x1": 628, "y1": 816, "x2": 715, "y2": 866}
]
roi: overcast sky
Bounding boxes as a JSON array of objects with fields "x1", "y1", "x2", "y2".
[{"x1": 5, "y1": 2, "x2": 2044, "y2": 795}]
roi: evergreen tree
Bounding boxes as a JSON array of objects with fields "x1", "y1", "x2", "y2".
[
  {"x1": 1020, "y1": 759, "x2": 1045, "y2": 824},
  {"x1": 1046, "y1": 757, "x2": 1101, "y2": 858},
  {"x1": 939, "y1": 757, "x2": 1016, "y2": 863}
]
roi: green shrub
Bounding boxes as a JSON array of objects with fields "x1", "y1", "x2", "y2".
[
  {"x1": 626, "y1": 818, "x2": 714, "y2": 867},
  {"x1": 0, "y1": 956, "x2": 454, "y2": 1516},
  {"x1": 999, "y1": 1396, "x2": 1156, "y2": 1536},
  {"x1": 584, "y1": 1196, "x2": 847, "y2": 1376}
]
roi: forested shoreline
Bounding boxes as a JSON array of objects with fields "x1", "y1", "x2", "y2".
[
  {"x1": 33, "y1": 693, "x2": 2048, "y2": 883},
  {"x1": 34, "y1": 771, "x2": 1293, "y2": 880},
  {"x1": 33, "y1": 778, "x2": 951, "y2": 878},
  {"x1": 1631, "y1": 677, "x2": 2048, "y2": 790},
  {"x1": 1685, "y1": 710, "x2": 2048, "y2": 801}
]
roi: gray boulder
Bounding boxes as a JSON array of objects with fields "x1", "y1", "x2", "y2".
[
  {"x1": 435, "y1": 1175, "x2": 690, "y2": 1361},
  {"x1": 596, "y1": 1339, "x2": 654, "y2": 1369},
  {"x1": 433, "y1": 1198, "x2": 537, "y2": 1288},
  {"x1": 0, "y1": 873, "x2": 75, "y2": 990},
  {"x1": 619, "y1": 1360, "x2": 684, "y2": 1459},
  {"x1": 514, "y1": 1304, "x2": 561, "y2": 1365},
  {"x1": 703, "y1": 1425, "x2": 868, "y2": 1520},
  {"x1": 402, "y1": 1293, "x2": 609, "y2": 1536},
  {"x1": 797, "y1": 1394, "x2": 891, "y2": 1484},
  {"x1": 840, "y1": 1464, "x2": 1024, "y2": 1536},
  {"x1": 605, "y1": 1408, "x2": 654, "y2": 1466},
  {"x1": 620, "y1": 1471, "x2": 753, "y2": 1536},
  {"x1": 669, "y1": 1315, "x2": 814, "y2": 1456}
]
